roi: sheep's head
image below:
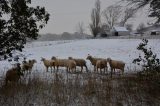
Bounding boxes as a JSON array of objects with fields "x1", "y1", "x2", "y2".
[
  {"x1": 23, "y1": 60, "x2": 27, "y2": 64},
  {"x1": 16, "y1": 63, "x2": 21, "y2": 67},
  {"x1": 17, "y1": 70, "x2": 24, "y2": 76},
  {"x1": 18, "y1": 70, "x2": 24, "y2": 76},
  {"x1": 15, "y1": 63, "x2": 24, "y2": 76},
  {"x1": 32, "y1": 59, "x2": 37, "y2": 63},
  {"x1": 29, "y1": 59, "x2": 37, "y2": 65},
  {"x1": 41, "y1": 58, "x2": 45, "y2": 61},
  {"x1": 15, "y1": 63, "x2": 21, "y2": 70},
  {"x1": 107, "y1": 58, "x2": 112, "y2": 63},
  {"x1": 68, "y1": 57, "x2": 73, "y2": 60},
  {"x1": 51, "y1": 56, "x2": 57, "y2": 60},
  {"x1": 86, "y1": 55, "x2": 92, "y2": 60}
]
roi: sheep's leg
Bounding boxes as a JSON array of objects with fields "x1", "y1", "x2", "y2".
[
  {"x1": 71, "y1": 68, "x2": 73, "y2": 73},
  {"x1": 111, "y1": 68, "x2": 113, "y2": 78},
  {"x1": 85, "y1": 65, "x2": 88, "y2": 72},
  {"x1": 81, "y1": 66, "x2": 83, "y2": 72},
  {"x1": 105, "y1": 67, "x2": 108, "y2": 74},
  {"x1": 94, "y1": 66, "x2": 96, "y2": 72},
  {"x1": 100, "y1": 68, "x2": 102, "y2": 74},
  {"x1": 51, "y1": 66, "x2": 52, "y2": 73},
  {"x1": 74, "y1": 66, "x2": 76, "y2": 73},
  {"x1": 66, "y1": 67, "x2": 69, "y2": 73},
  {"x1": 68, "y1": 68, "x2": 70, "y2": 73},
  {"x1": 75, "y1": 67, "x2": 76, "y2": 73},
  {"x1": 72, "y1": 68, "x2": 74, "y2": 73},
  {"x1": 121, "y1": 69, "x2": 124, "y2": 75},
  {"x1": 95, "y1": 67, "x2": 97, "y2": 73},
  {"x1": 69, "y1": 68, "x2": 73, "y2": 73},
  {"x1": 96, "y1": 67, "x2": 98, "y2": 73},
  {"x1": 29, "y1": 69, "x2": 31, "y2": 74},
  {"x1": 97, "y1": 67, "x2": 99, "y2": 73},
  {"x1": 54, "y1": 66, "x2": 55, "y2": 70},
  {"x1": 46, "y1": 67, "x2": 48, "y2": 72},
  {"x1": 113, "y1": 68, "x2": 116, "y2": 74},
  {"x1": 57, "y1": 66, "x2": 59, "y2": 71},
  {"x1": 105, "y1": 67, "x2": 107, "y2": 74}
]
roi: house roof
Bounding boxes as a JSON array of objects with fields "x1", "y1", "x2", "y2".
[
  {"x1": 113, "y1": 26, "x2": 128, "y2": 32},
  {"x1": 143, "y1": 25, "x2": 160, "y2": 32}
]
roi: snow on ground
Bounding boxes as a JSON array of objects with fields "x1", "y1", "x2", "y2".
[{"x1": 1, "y1": 39, "x2": 160, "y2": 76}]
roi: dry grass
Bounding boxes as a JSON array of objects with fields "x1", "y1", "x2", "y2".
[{"x1": 0, "y1": 70, "x2": 159, "y2": 106}]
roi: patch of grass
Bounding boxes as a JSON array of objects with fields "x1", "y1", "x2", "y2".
[{"x1": 0, "y1": 71, "x2": 160, "y2": 106}]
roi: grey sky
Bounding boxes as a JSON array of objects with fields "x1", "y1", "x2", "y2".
[{"x1": 32, "y1": 0, "x2": 149, "y2": 34}]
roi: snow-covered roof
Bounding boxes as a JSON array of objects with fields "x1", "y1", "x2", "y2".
[
  {"x1": 113, "y1": 26, "x2": 128, "y2": 32},
  {"x1": 151, "y1": 30, "x2": 160, "y2": 32}
]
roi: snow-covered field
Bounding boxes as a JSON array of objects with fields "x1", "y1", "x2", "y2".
[{"x1": 1, "y1": 39, "x2": 160, "y2": 75}]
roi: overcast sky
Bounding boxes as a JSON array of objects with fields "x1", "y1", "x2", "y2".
[{"x1": 32, "y1": 0, "x2": 150, "y2": 34}]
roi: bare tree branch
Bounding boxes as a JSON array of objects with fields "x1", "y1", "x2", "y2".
[
  {"x1": 120, "y1": 7, "x2": 136, "y2": 26},
  {"x1": 102, "y1": 5, "x2": 121, "y2": 30},
  {"x1": 76, "y1": 22, "x2": 85, "y2": 35}
]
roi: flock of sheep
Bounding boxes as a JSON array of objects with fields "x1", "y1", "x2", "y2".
[{"x1": 4, "y1": 54, "x2": 125, "y2": 85}]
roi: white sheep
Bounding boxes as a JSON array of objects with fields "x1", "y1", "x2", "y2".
[
  {"x1": 107, "y1": 58, "x2": 125, "y2": 77},
  {"x1": 41, "y1": 58, "x2": 55, "y2": 72},
  {"x1": 96, "y1": 59, "x2": 108, "y2": 74},
  {"x1": 22, "y1": 59, "x2": 37, "y2": 74},
  {"x1": 51, "y1": 56, "x2": 68, "y2": 71},
  {"x1": 5, "y1": 63, "x2": 23, "y2": 85},
  {"x1": 86, "y1": 54, "x2": 105, "y2": 71},
  {"x1": 68, "y1": 57, "x2": 88, "y2": 72},
  {"x1": 67, "y1": 59, "x2": 77, "y2": 73}
]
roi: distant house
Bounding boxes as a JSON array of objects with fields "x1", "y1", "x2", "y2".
[
  {"x1": 111, "y1": 26, "x2": 130, "y2": 36},
  {"x1": 150, "y1": 30, "x2": 160, "y2": 35},
  {"x1": 143, "y1": 25, "x2": 160, "y2": 35}
]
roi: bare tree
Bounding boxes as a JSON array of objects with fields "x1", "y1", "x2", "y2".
[
  {"x1": 137, "y1": 23, "x2": 145, "y2": 35},
  {"x1": 76, "y1": 22, "x2": 85, "y2": 35},
  {"x1": 120, "y1": 7, "x2": 136, "y2": 26},
  {"x1": 76, "y1": 22, "x2": 86, "y2": 38},
  {"x1": 89, "y1": 0, "x2": 101, "y2": 37},
  {"x1": 122, "y1": 0, "x2": 160, "y2": 24},
  {"x1": 102, "y1": 5, "x2": 121, "y2": 30},
  {"x1": 100, "y1": 24, "x2": 110, "y2": 34}
]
